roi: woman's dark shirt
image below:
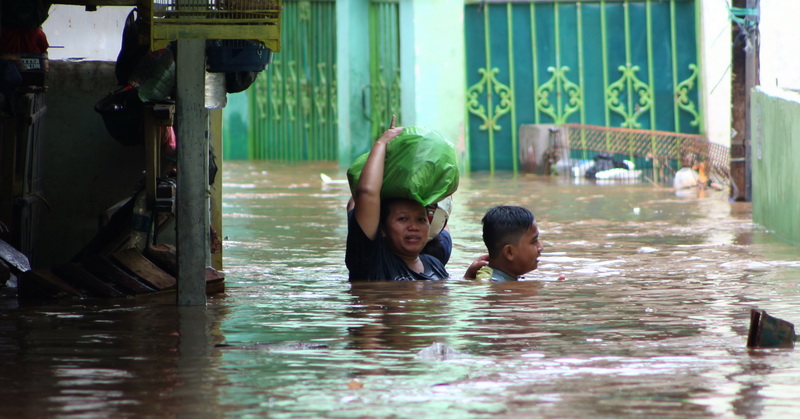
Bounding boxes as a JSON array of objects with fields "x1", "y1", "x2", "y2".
[{"x1": 345, "y1": 210, "x2": 451, "y2": 281}]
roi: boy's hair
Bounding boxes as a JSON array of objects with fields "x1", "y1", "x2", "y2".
[{"x1": 481, "y1": 206, "x2": 535, "y2": 258}]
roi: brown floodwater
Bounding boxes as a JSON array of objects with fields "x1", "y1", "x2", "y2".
[{"x1": 1, "y1": 160, "x2": 800, "y2": 418}]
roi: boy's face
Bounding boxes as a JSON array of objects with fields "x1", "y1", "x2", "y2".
[
  {"x1": 382, "y1": 200, "x2": 431, "y2": 258},
  {"x1": 509, "y1": 222, "x2": 543, "y2": 276}
]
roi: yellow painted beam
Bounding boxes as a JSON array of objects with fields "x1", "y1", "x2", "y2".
[{"x1": 152, "y1": 24, "x2": 281, "y2": 51}]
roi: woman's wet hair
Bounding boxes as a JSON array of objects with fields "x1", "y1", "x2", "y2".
[
  {"x1": 380, "y1": 197, "x2": 423, "y2": 225},
  {"x1": 481, "y1": 205, "x2": 535, "y2": 258}
]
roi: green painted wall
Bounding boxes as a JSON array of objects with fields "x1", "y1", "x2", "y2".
[
  {"x1": 337, "y1": 0, "x2": 466, "y2": 167},
  {"x1": 222, "y1": 91, "x2": 249, "y2": 160},
  {"x1": 400, "y1": 0, "x2": 466, "y2": 160},
  {"x1": 337, "y1": 0, "x2": 372, "y2": 167},
  {"x1": 229, "y1": 0, "x2": 465, "y2": 166},
  {"x1": 751, "y1": 87, "x2": 800, "y2": 246}
]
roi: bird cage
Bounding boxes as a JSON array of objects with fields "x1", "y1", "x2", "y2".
[{"x1": 148, "y1": 0, "x2": 282, "y2": 52}]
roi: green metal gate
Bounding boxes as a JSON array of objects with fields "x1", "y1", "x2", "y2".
[
  {"x1": 245, "y1": 0, "x2": 399, "y2": 161},
  {"x1": 465, "y1": 0, "x2": 702, "y2": 172},
  {"x1": 247, "y1": 0, "x2": 337, "y2": 161},
  {"x1": 367, "y1": 0, "x2": 402, "y2": 140}
]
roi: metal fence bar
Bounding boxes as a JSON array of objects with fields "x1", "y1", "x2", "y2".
[
  {"x1": 600, "y1": 0, "x2": 610, "y2": 132},
  {"x1": 530, "y1": 3, "x2": 540, "y2": 125},
  {"x1": 670, "y1": 0, "x2": 680, "y2": 133},
  {"x1": 564, "y1": 123, "x2": 729, "y2": 186},
  {"x1": 484, "y1": 5, "x2": 495, "y2": 172},
  {"x1": 507, "y1": 3, "x2": 519, "y2": 173},
  {"x1": 576, "y1": 2, "x2": 588, "y2": 160},
  {"x1": 623, "y1": 0, "x2": 634, "y2": 160},
  {"x1": 645, "y1": 0, "x2": 659, "y2": 182}
]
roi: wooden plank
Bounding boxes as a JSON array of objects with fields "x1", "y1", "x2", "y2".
[
  {"x1": 143, "y1": 106, "x2": 160, "y2": 218},
  {"x1": 53, "y1": 263, "x2": 126, "y2": 298},
  {"x1": 112, "y1": 248, "x2": 176, "y2": 290},
  {"x1": 144, "y1": 243, "x2": 177, "y2": 276},
  {"x1": 205, "y1": 267, "x2": 224, "y2": 284},
  {"x1": 0, "y1": 238, "x2": 31, "y2": 272},
  {"x1": 82, "y1": 255, "x2": 156, "y2": 295},
  {"x1": 122, "y1": 267, "x2": 224, "y2": 299},
  {"x1": 19, "y1": 268, "x2": 84, "y2": 299},
  {"x1": 72, "y1": 194, "x2": 135, "y2": 260},
  {"x1": 205, "y1": 281, "x2": 225, "y2": 295},
  {"x1": 205, "y1": 267, "x2": 225, "y2": 295}
]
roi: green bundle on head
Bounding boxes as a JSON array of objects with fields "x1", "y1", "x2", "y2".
[{"x1": 347, "y1": 126, "x2": 460, "y2": 206}]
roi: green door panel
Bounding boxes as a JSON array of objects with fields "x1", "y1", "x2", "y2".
[
  {"x1": 246, "y1": 0, "x2": 338, "y2": 161},
  {"x1": 368, "y1": 0, "x2": 401, "y2": 141}
]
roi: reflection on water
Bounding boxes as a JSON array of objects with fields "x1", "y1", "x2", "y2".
[{"x1": 1, "y1": 161, "x2": 800, "y2": 417}]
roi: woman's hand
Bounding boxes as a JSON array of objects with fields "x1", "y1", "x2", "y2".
[
  {"x1": 464, "y1": 254, "x2": 490, "y2": 280},
  {"x1": 376, "y1": 126, "x2": 404, "y2": 146}
]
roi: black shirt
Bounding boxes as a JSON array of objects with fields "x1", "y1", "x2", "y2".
[{"x1": 345, "y1": 210, "x2": 451, "y2": 281}]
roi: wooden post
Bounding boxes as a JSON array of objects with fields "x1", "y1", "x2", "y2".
[
  {"x1": 743, "y1": 0, "x2": 759, "y2": 202},
  {"x1": 143, "y1": 103, "x2": 175, "y2": 208},
  {"x1": 209, "y1": 108, "x2": 223, "y2": 271},
  {"x1": 730, "y1": 0, "x2": 759, "y2": 202},
  {"x1": 143, "y1": 106, "x2": 160, "y2": 210},
  {"x1": 175, "y1": 38, "x2": 209, "y2": 306}
]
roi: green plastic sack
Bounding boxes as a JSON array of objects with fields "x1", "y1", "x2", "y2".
[{"x1": 347, "y1": 126, "x2": 459, "y2": 206}]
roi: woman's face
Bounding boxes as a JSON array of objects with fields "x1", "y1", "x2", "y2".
[{"x1": 382, "y1": 200, "x2": 431, "y2": 258}]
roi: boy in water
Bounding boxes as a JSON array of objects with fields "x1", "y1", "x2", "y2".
[{"x1": 467, "y1": 205, "x2": 543, "y2": 282}]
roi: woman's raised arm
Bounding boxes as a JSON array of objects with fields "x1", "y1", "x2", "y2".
[{"x1": 353, "y1": 126, "x2": 404, "y2": 240}]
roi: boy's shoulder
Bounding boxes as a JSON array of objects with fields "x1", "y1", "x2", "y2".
[{"x1": 476, "y1": 266, "x2": 518, "y2": 282}]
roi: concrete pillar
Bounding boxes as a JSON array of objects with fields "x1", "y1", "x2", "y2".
[
  {"x1": 399, "y1": 0, "x2": 466, "y2": 152},
  {"x1": 176, "y1": 39, "x2": 209, "y2": 306},
  {"x1": 336, "y1": 0, "x2": 371, "y2": 166}
]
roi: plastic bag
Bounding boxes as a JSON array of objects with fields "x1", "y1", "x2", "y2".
[
  {"x1": 130, "y1": 48, "x2": 176, "y2": 102},
  {"x1": 347, "y1": 126, "x2": 459, "y2": 206},
  {"x1": 115, "y1": 8, "x2": 148, "y2": 86},
  {"x1": 584, "y1": 152, "x2": 629, "y2": 179}
]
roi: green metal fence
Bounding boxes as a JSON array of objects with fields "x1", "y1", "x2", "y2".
[
  {"x1": 367, "y1": 0, "x2": 402, "y2": 140},
  {"x1": 244, "y1": 0, "x2": 399, "y2": 161},
  {"x1": 465, "y1": 0, "x2": 702, "y2": 172},
  {"x1": 247, "y1": 0, "x2": 338, "y2": 161}
]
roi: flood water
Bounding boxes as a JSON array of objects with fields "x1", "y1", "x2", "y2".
[{"x1": 2, "y1": 161, "x2": 800, "y2": 418}]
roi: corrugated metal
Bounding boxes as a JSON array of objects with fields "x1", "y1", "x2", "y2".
[
  {"x1": 247, "y1": 0, "x2": 337, "y2": 161},
  {"x1": 367, "y1": 0, "x2": 401, "y2": 140}
]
